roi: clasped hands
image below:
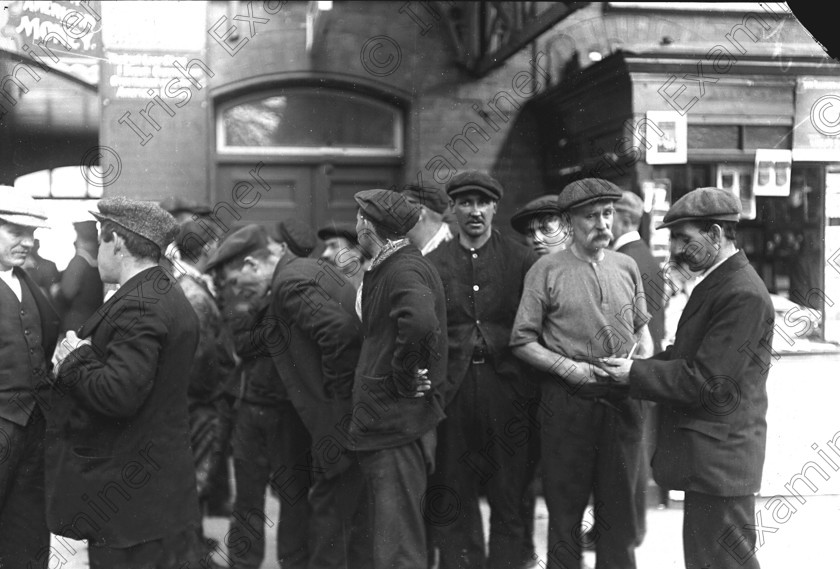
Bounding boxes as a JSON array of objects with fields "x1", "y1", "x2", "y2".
[{"x1": 52, "y1": 330, "x2": 92, "y2": 376}]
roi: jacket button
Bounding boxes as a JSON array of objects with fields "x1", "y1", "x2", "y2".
[
  {"x1": 473, "y1": 285, "x2": 479, "y2": 292},
  {"x1": 24, "y1": 329, "x2": 30, "y2": 335},
  {"x1": 20, "y1": 309, "x2": 25, "y2": 316}
]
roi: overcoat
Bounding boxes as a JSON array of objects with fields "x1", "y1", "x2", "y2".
[
  {"x1": 630, "y1": 251, "x2": 774, "y2": 496},
  {"x1": 44, "y1": 266, "x2": 201, "y2": 547}
]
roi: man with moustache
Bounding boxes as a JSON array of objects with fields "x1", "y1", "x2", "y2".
[
  {"x1": 510, "y1": 178, "x2": 653, "y2": 569},
  {"x1": 0, "y1": 187, "x2": 59, "y2": 568},
  {"x1": 598, "y1": 187, "x2": 774, "y2": 569},
  {"x1": 317, "y1": 221, "x2": 369, "y2": 290},
  {"x1": 427, "y1": 170, "x2": 538, "y2": 569}
]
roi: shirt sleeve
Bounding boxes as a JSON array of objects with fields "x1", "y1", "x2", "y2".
[{"x1": 510, "y1": 262, "x2": 548, "y2": 347}]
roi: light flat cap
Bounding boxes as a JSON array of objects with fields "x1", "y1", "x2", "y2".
[
  {"x1": 446, "y1": 170, "x2": 504, "y2": 201},
  {"x1": 274, "y1": 218, "x2": 316, "y2": 257},
  {"x1": 658, "y1": 187, "x2": 741, "y2": 229},
  {"x1": 614, "y1": 190, "x2": 644, "y2": 218},
  {"x1": 317, "y1": 221, "x2": 359, "y2": 244},
  {"x1": 399, "y1": 184, "x2": 449, "y2": 214},
  {"x1": 510, "y1": 195, "x2": 563, "y2": 235},
  {"x1": 557, "y1": 178, "x2": 623, "y2": 212},
  {"x1": 92, "y1": 196, "x2": 179, "y2": 252},
  {"x1": 0, "y1": 185, "x2": 49, "y2": 228},
  {"x1": 354, "y1": 189, "x2": 421, "y2": 235},
  {"x1": 203, "y1": 224, "x2": 269, "y2": 272}
]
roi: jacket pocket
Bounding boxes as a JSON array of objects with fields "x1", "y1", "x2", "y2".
[{"x1": 677, "y1": 417, "x2": 730, "y2": 441}]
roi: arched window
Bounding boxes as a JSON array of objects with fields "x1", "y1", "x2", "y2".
[{"x1": 217, "y1": 88, "x2": 402, "y2": 156}]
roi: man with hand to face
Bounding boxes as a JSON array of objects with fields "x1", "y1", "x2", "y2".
[
  {"x1": 0, "y1": 187, "x2": 59, "y2": 568},
  {"x1": 510, "y1": 178, "x2": 653, "y2": 569},
  {"x1": 598, "y1": 187, "x2": 774, "y2": 569}
]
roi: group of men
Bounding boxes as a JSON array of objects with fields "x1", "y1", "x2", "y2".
[{"x1": 0, "y1": 168, "x2": 773, "y2": 569}]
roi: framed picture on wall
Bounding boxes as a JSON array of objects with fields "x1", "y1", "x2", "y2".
[{"x1": 644, "y1": 110, "x2": 687, "y2": 165}]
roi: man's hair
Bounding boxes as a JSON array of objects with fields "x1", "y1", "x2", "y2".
[
  {"x1": 99, "y1": 220, "x2": 161, "y2": 262},
  {"x1": 696, "y1": 220, "x2": 738, "y2": 241},
  {"x1": 617, "y1": 208, "x2": 643, "y2": 228}
]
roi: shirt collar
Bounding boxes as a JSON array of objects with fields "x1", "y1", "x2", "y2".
[
  {"x1": 369, "y1": 238, "x2": 410, "y2": 271},
  {"x1": 693, "y1": 249, "x2": 739, "y2": 288},
  {"x1": 421, "y1": 223, "x2": 453, "y2": 256},
  {"x1": 611, "y1": 230, "x2": 641, "y2": 252}
]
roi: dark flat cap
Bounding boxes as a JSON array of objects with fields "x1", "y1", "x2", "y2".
[
  {"x1": 354, "y1": 189, "x2": 421, "y2": 235},
  {"x1": 73, "y1": 220, "x2": 99, "y2": 242},
  {"x1": 317, "y1": 221, "x2": 358, "y2": 244},
  {"x1": 445, "y1": 170, "x2": 504, "y2": 201},
  {"x1": 159, "y1": 196, "x2": 212, "y2": 216},
  {"x1": 613, "y1": 191, "x2": 644, "y2": 218},
  {"x1": 510, "y1": 195, "x2": 563, "y2": 235},
  {"x1": 658, "y1": 187, "x2": 741, "y2": 229},
  {"x1": 203, "y1": 224, "x2": 269, "y2": 273},
  {"x1": 399, "y1": 184, "x2": 449, "y2": 214},
  {"x1": 557, "y1": 178, "x2": 623, "y2": 212},
  {"x1": 274, "y1": 218, "x2": 316, "y2": 257},
  {"x1": 91, "y1": 196, "x2": 179, "y2": 252}
]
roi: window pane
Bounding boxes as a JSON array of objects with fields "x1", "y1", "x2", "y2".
[
  {"x1": 221, "y1": 90, "x2": 399, "y2": 150},
  {"x1": 743, "y1": 126, "x2": 792, "y2": 150},
  {"x1": 687, "y1": 125, "x2": 739, "y2": 149}
]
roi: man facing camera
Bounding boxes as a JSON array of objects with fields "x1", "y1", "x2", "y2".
[
  {"x1": 511, "y1": 178, "x2": 653, "y2": 569},
  {"x1": 46, "y1": 197, "x2": 207, "y2": 568},
  {"x1": 0, "y1": 187, "x2": 59, "y2": 568},
  {"x1": 599, "y1": 187, "x2": 774, "y2": 569},
  {"x1": 351, "y1": 189, "x2": 447, "y2": 569},
  {"x1": 510, "y1": 194, "x2": 571, "y2": 256}
]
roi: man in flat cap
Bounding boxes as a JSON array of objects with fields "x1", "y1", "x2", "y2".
[
  {"x1": 46, "y1": 197, "x2": 209, "y2": 567},
  {"x1": 511, "y1": 178, "x2": 653, "y2": 569},
  {"x1": 274, "y1": 218, "x2": 316, "y2": 258},
  {"x1": 611, "y1": 190, "x2": 669, "y2": 544},
  {"x1": 599, "y1": 187, "x2": 774, "y2": 569},
  {"x1": 398, "y1": 184, "x2": 455, "y2": 255},
  {"x1": 427, "y1": 170, "x2": 539, "y2": 569},
  {"x1": 352, "y1": 188, "x2": 447, "y2": 569},
  {"x1": 0, "y1": 186, "x2": 59, "y2": 568},
  {"x1": 317, "y1": 221, "x2": 369, "y2": 290},
  {"x1": 510, "y1": 194, "x2": 571, "y2": 256},
  {"x1": 205, "y1": 223, "x2": 368, "y2": 569}
]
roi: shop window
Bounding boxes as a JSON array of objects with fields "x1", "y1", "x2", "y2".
[
  {"x1": 742, "y1": 126, "x2": 792, "y2": 151},
  {"x1": 217, "y1": 88, "x2": 402, "y2": 156},
  {"x1": 687, "y1": 125, "x2": 739, "y2": 150}
]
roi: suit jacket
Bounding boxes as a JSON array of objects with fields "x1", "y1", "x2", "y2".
[
  {"x1": 618, "y1": 239, "x2": 666, "y2": 349},
  {"x1": 629, "y1": 251, "x2": 773, "y2": 496},
  {"x1": 14, "y1": 267, "x2": 60, "y2": 358},
  {"x1": 44, "y1": 266, "x2": 201, "y2": 547},
  {"x1": 263, "y1": 253, "x2": 362, "y2": 478}
]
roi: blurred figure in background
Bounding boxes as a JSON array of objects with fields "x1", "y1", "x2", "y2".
[
  {"x1": 52, "y1": 220, "x2": 103, "y2": 335},
  {"x1": 317, "y1": 221, "x2": 369, "y2": 290},
  {"x1": 510, "y1": 195, "x2": 571, "y2": 256},
  {"x1": 22, "y1": 238, "x2": 60, "y2": 298},
  {"x1": 399, "y1": 184, "x2": 454, "y2": 255}
]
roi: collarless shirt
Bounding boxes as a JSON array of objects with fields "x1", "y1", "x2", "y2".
[{"x1": 0, "y1": 267, "x2": 21, "y2": 301}]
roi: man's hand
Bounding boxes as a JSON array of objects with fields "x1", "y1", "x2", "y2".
[
  {"x1": 409, "y1": 368, "x2": 431, "y2": 398},
  {"x1": 597, "y1": 357, "x2": 633, "y2": 383},
  {"x1": 52, "y1": 331, "x2": 91, "y2": 375}
]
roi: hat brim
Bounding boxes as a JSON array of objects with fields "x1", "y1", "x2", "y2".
[
  {"x1": 656, "y1": 213, "x2": 741, "y2": 230},
  {"x1": 563, "y1": 195, "x2": 621, "y2": 213},
  {"x1": 510, "y1": 207, "x2": 563, "y2": 234},
  {"x1": 447, "y1": 185, "x2": 500, "y2": 201},
  {"x1": 0, "y1": 213, "x2": 49, "y2": 228}
]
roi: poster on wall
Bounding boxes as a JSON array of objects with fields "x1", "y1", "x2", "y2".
[
  {"x1": 716, "y1": 164, "x2": 756, "y2": 220},
  {"x1": 644, "y1": 110, "x2": 687, "y2": 165},
  {"x1": 753, "y1": 149, "x2": 792, "y2": 197},
  {"x1": 641, "y1": 179, "x2": 671, "y2": 260}
]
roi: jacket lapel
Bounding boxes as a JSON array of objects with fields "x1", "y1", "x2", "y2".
[
  {"x1": 677, "y1": 251, "x2": 749, "y2": 328},
  {"x1": 76, "y1": 268, "x2": 155, "y2": 339}
]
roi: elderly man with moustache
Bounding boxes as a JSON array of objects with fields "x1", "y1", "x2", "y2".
[
  {"x1": 46, "y1": 197, "x2": 211, "y2": 568},
  {"x1": 510, "y1": 178, "x2": 653, "y2": 569},
  {"x1": 0, "y1": 187, "x2": 59, "y2": 568},
  {"x1": 427, "y1": 170, "x2": 539, "y2": 569},
  {"x1": 598, "y1": 187, "x2": 774, "y2": 569}
]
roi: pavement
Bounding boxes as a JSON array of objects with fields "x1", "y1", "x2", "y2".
[{"x1": 56, "y1": 487, "x2": 839, "y2": 568}]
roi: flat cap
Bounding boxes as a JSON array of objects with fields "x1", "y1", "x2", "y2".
[
  {"x1": 557, "y1": 178, "x2": 623, "y2": 212},
  {"x1": 0, "y1": 185, "x2": 49, "y2": 228},
  {"x1": 658, "y1": 187, "x2": 741, "y2": 229},
  {"x1": 445, "y1": 170, "x2": 504, "y2": 201},
  {"x1": 613, "y1": 191, "x2": 644, "y2": 218},
  {"x1": 274, "y1": 218, "x2": 316, "y2": 257},
  {"x1": 92, "y1": 196, "x2": 179, "y2": 252},
  {"x1": 317, "y1": 221, "x2": 358, "y2": 244},
  {"x1": 73, "y1": 220, "x2": 99, "y2": 242},
  {"x1": 158, "y1": 196, "x2": 212, "y2": 216},
  {"x1": 510, "y1": 195, "x2": 563, "y2": 235},
  {"x1": 399, "y1": 184, "x2": 449, "y2": 214},
  {"x1": 354, "y1": 189, "x2": 421, "y2": 235},
  {"x1": 203, "y1": 224, "x2": 269, "y2": 273}
]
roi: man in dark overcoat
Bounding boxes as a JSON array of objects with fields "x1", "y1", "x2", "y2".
[
  {"x1": 0, "y1": 186, "x2": 59, "y2": 568},
  {"x1": 206, "y1": 223, "x2": 368, "y2": 569},
  {"x1": 600, "y1": 187, "x2": 775, "y2": 569},
  {"x1": 46, "y1": 197, "x2": 206, "y2": 568}
]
